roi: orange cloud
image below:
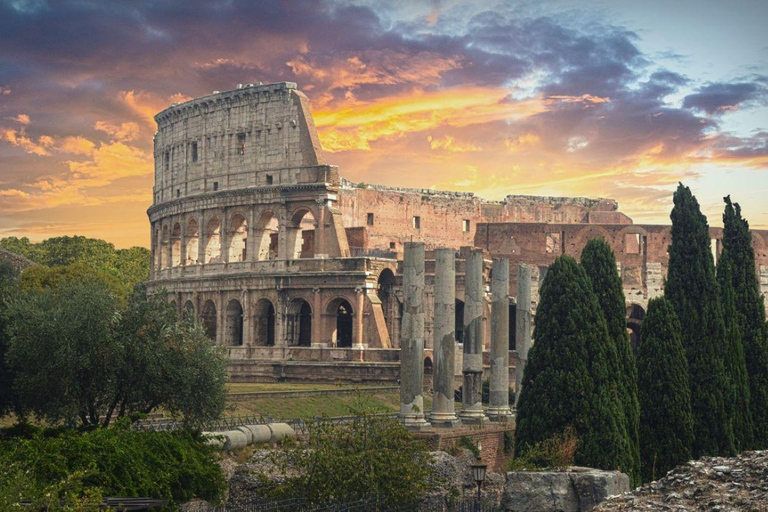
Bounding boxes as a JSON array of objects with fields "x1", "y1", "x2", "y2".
[
  {"x1": 94, "y1": 120, "x2": 141, "y2": 142},
  {"x1": 428, "y1": 135, "x2": 481, "y2": 152},
  {"x1": 0, "y1": 128, "x2": 53, "y2": 155}
]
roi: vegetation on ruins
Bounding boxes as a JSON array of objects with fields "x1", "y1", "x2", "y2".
[
  {"x1": 0, "y1": 235, "x2": 150, "y2": 294},
  {"x1": 3, "y1": 274, "x2": 228, "y2": 427},
  {"x1": 508, "y1": 427, "x2": 578, "y2": 472},
  {"x1": 719, "y1": 196, "x2": 768, "y2": 448},
  {"x1": 515, "y1": 255, "x2": 630, "y2": 474},
  {"x1": 717, "y1": 258, "x2": 754, "y2": 451},
  {"x1": 260, "y1": 404, "x2": 433, "y2": 509},
  {"x1": 636, "y1": 297, "x2": 694, "y2": 483},
  {"x1": 665, "y1": 183, "x2": 734, "y2": 457},
  {"x1": 0, "y1": 262, "x2": 20, "y2": 418},
  {"x1": 0, "y1": 423, "x2": 226, "y2": 509},
  {"x1": 581, "y1": 239, "x2": 641, "y2": 485}
]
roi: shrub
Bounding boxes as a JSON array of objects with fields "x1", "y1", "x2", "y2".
[{"x1": 508, "y1": 427, "x2": 578, "y2": 472}]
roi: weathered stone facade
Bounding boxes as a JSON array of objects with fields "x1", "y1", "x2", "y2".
[{"x1": 148, "y1": 82, "x2": 768, "y2": 381}]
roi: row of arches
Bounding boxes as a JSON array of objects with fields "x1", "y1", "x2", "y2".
[
  {"x1": 187, "y1": 296, "x2": 356, "y2": 347},
  {"x1": 155, "y1": 208, "x2": 318, "y2": 270}
]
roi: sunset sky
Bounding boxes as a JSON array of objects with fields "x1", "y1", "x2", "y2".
[{"x1": 1, "y1": 0, "x2": 766, "y2": 248}]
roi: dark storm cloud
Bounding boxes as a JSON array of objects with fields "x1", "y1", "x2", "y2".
[{"x1": 683, "y1": 79, "x2": 768, "y2": 115}]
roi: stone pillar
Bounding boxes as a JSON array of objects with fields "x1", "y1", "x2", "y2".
[
  {"x1": 515, "y1": 264, "x2": 532, "y2": 408},
  {"x1": 312, "y1": 288, "x2": 322, "y2": 346},
  {"x1": 274, "y1": 292, "x2": 287, "y2": 347},
  {"x1": 314, "y1": 200, "x2": 326, "y2": 258},
  {"x1": 221, "y1": 210, "x2": 230, "y2": 264},
  {"x1": 354, "y1": 286, "x2": 365, "y2": 348},
  {"x1": 488, "y1": 258, "x2": 513, "y2": 421},
  {"x1": 431, "y1": 248, "x2": 460, "y2": 427},
  {"x1": 399, "y1": 242, "x2": 430, "y2": 429},
  {"x1": 459, "y1": 249, "x2": 488, "y2": 424},
  {"x1": 197, "y1": 215, "x2": 206, "y2": 265}
]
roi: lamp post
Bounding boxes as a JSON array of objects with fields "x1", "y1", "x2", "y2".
[{"x1": 470, "y1": 454, "x2": 487, "y2": 511}]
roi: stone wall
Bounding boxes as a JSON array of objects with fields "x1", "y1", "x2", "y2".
[{"x1": 0, "y1": 248, "x2": 35, "y2": 273}]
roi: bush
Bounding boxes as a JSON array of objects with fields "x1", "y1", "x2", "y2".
[
  {"x1": 508, "y1": 427, "x2": 578, "y2": 472},
  {"x1": 0, "y1": 423, "x2": 226, "y2": 508}
]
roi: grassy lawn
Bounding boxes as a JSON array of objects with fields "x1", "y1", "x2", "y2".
[{"x1": 226, "y1": 382, "x2": 395, "y2": 394}]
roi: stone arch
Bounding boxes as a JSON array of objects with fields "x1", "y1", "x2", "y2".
[
  {"x1": 253, "y1": 298, "x2": 276, "y2": 346},
  {"x1": 424, "y1": 356, "x2": 433, "y2": 375},
  {"x1": 254, "y1": 211, "x2": 279, "y2": 261},
  {"x1": 205, "y1": 217, "x2": 222, "y2": 263},
  {"x1": 161, "y1": 225, "x2": 169, "y2": 268},
  {"x1": 377, "y1": 268, "x2": 397, "y2": 340},
  {"x1": 183, "y1": 300, "x2": 195, "y2": 322},
  {"x1": 225, "y1": 299, "x2": 244, "y2": 346},
  {"x1": 186, "y1": 219, "x2": 199, "y2": 265},
  {"x1": 571, "y1": 226, "x2": 614, "y2": 256},
  {"x1": 228, "y1": 213, "x2": 248, "y2": 262},
  {"x1": 326, "y1": 297, "x2": 354, "y2": 347},
  {"x1": 171, "y1": 222, "x2": 182, "y2": 267},
  {"x1": 286, "y1": 298, "x2": 312, "y2": 346},
  {"x1": 201, "y1": 299, "x2": 217, "y2": 341},
  {"x1": 626, "y1": 303, "x2": 646, "y2": 351},
  {"x1": 288, "y1": 208, "x2": 316, "y2": 259},
  {"x1": 455, "y1": 299, "x2": 465, "y2": 343}
]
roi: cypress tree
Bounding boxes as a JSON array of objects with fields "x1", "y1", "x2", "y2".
[
  {"x1": 581, "y1": 239, "x2": 641, "y2": 485},
  {"x1": 717, "y1": 257, "x2": 754, "y2": 451},
  {"x1": 720, "y1": 196, "x2": 768, "y2": 447},
  {"x1": 515, "y1": 255, "x2": 629, "y2": 473},
  {"x1": 665, "y1": 183, "x2": 734, "y2": 457},
  {"x1": 636, "y1": 297, "x2": 693, "y2": 482}
]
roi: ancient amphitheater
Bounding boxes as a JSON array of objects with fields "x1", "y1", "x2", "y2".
[{"x1": 147, "y1": 81, "x2": 768, "y2": 382}]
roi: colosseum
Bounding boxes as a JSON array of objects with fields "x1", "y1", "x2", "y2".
[{"x1": 147, "y1": 81, "x2": 768, "y2": 383}]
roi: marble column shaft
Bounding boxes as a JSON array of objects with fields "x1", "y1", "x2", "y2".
[
  {"x1": 431, "y1": 248, "x2": 460, "y2": 427},
  {"x1": 488, "y1": 258, "x2": 513, "y2": 421},
  {"x1": 514, "y1": 264, "x2": 532, "y2": 407},
  {"x1": 399, "y1": 242, "x2": 429, "y2": 428},
  {"x1": 459, "y1": 249, "x2": 488, "y2": 423}
]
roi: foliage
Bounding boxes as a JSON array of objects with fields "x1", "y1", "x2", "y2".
[
  {"x1": 0, "y1": 466, "x2": 105, "y2": 512},
  {"x1": 515, "y1": 255, "x2": 629, "y2": 474},
  {"x1": 0, "y1": 423, "x2": 226, "y2": 508},
  {"x1": 4, "y1": 277, "x2": 228, "y2": 427},
  {"x1": 636, "y1": 297, "x2": 694, "y2": 483},
  {"x1": 717, "y1": 258, "x2": 754, "y2": 451},
  {"x1": 665, "y1": 183, "x2": 734, "y2": 457},
  {"x1": 0, "y1": 235, "x2": 150, "y2": 294},
  {"x1": 508, "y1": 427, "x2": 578, "y2": 472},
  {"x1": 0, "y1": 262, "x2": 20, "y2": 418},
  {"x1": 458, "y1": 436, "x2": 480, "y2": 458},
  {"x1": 480, "y1": 378, "x2": 515, "y2": 405},
  {"x1": 20, "y1": 262, "x2": 125, "y2": 300},
  {"x1": 720, "y1": 195, "x2": 768, "y2": 448},
  {"x1": 264, "y1": 401, "x2": 433, "y2": 508},
  {"x1": 581, "y1": 239, "x2": 641, "y2": 485}
]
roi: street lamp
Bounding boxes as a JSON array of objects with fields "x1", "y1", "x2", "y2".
[{"x1": 470, "y1": 453, "x2": 487, "y2": 511}]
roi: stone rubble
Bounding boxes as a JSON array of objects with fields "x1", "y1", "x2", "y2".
[{"x1": 594, "y1": 450, "x2": 768, "y2": 511}]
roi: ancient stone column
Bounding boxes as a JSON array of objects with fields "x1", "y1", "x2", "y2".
[
  {"x1": 431, "y1": 248, "x2": 461, "y2": 427},
  {"x1": 488, "y1": 258, "x2": 513, "y2": 421},
  {"x1": 399, "y1": 242, "x2": 430, "y2": 429},
  {"x1": 459, "y1": 249, "x2": 488, "y2": 424},
  {"x1": 515, "y1": 264, "x2": 532, "y2": 408}
]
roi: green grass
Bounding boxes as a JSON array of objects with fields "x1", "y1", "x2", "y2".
[{"x1": 226, "y1": 382, "x2": 394, "y2": 394}]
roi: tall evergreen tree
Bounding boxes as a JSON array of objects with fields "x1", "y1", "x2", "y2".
[
  {"x1": 581, "y1": 239, "x2": 641, "y2": 485},
  {"x1": 665, "y1": 183, "x2": 734, "y2": 457},
  {"x1": 720, "y1": 195, "x2": 768, "y2": 447},
  {"x1": 717, "y1": 257, "x2": 754, "y2": 451},
  {"x1": 636, "y1": 297, "x2": 693, "y2": 482},
  {"x1": 515, "y1": 255, "x2": 631, "y2": 473}
]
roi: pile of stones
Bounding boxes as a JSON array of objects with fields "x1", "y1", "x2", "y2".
[{"x1": 595, "y1": 451, "x2": 768, "y2": 511}]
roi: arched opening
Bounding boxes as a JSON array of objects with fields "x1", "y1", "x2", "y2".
[
  {"x1": 225, "y1": 299, "x2": 244, "y2": 346},
  {"x1": 327, "y1": 298, "x2": 354, "y2": 348},
  {"x1": 183, "y1": 300, "x2": 195, "y2": 323},
  {"x1": 161, "y1": 225, "x2": 169, "y2": 268},
  {"x1": 186, "y1": 219, "x2": 199, "y2": 265},
  {"x1": 377, "y1": 269, "x2": 397, "y2": 341},
  {"x1": 201, "y1": 300, "x2": 217, "y2": 341},
  {"x1": 424, "y1": 356, "x2": 433, "y2": 375},
  {"x1": 509, "y1": 303, "x2": 517, "y2": 350},
  {"x1": 626, "y1": 303, "x2": 646, "y2": 352},
  {"x1": 255, "y1": 211, "x2": 279, "y2": 261},
  {"x1": 171, "y1": 223, "x2": 182, "y2": 267},
  {"x1": 288, "y1": 209, "x2": 316, "y2": 259},
  {"x1": 205, "y1": 217, "x2": 222, "y2": 263},
  {"x1": 254, "y1": 299, "x2": 276, "y2": 347},
  {"x1": 169, "y1": 300, "x2": 177, "y2": 313},
  {"x1": 287, "y1": 299, "x2": 312, "y2": 347},
  {"x1": 455, "y1": 299, "x2": 465, "y2": 343},
  {"x1": 228, "y1": 214, "x2": 248, "y2": 262}
]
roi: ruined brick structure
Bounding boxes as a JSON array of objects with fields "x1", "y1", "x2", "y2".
[{"x1": 148, "y1": 82, "x2": 768, "y2": 381}]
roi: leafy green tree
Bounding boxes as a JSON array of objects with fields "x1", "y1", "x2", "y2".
[
  {"x1": 20, "y1": 263, "x2": 125, "y2": 300},
  {"x1": 636, "y1": 297, "x2": 693, "y2": 483},
  {"x1": 720, "y1": 195, "x2": 768, "y2": 448},
  {"x1": 717, "y1": 258, "x2": 753, "y2": 451},
  {"x1": 0, "y1": 262, "x2": 21, "y2": 418},
  {"x1": 38, "y1": 236, "x2": 117, "y2": 269},
  {"x1": 115, "y1": 247, "x2": 151, "y2": 293},
  {"x1": 515, "y1": 255, "x2": 630, "y2": 473},
  {"x1": 581, "y1": 239, "x2": 641, "y2": 485},
  {"x1": 5, "y1": 278, "x2": 227, "y2": 427},
  {"x1": 0, "y1": 236, "x2": 43, "y2": 262},
  {"x1": 665, "y1": 183, "x2": 733, "y2": 457}
]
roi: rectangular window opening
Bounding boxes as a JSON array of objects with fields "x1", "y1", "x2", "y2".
[
  {"x1": 389, "y1": 242, "x2": 396, "y2": 250},
  {"x1": 367, "y1": 213, "x2": 374, "y2": 226},
  {"x1": 191, "y1": 142, "x2": 198, "y2": 162},
  {"x1": 213, "y1": 181, "x2": 219, "y2": 191},
  {"x1": 413, "y1": 216, "x2": 421, "y2": 229},
  {"x1": 176, "y1": 189, "x2": 180, "y2": 198},
  {"x1": 625, "y1": 233, "x2": 642, "y2": 254},
  {"x1": 164, "y1": 151, "x2": 169, "y2": 171},
  {"x1": 462, "y1": 219, "x2": 470, "y2": 232},
  {"x1": 237, "y1": 133, "x2": 246, "y2": 155},
  {"x1": 266, "y1": 174, "x2": 273, "y2": 185}
]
